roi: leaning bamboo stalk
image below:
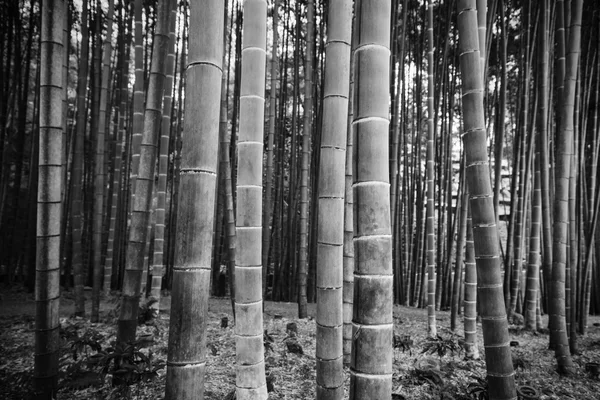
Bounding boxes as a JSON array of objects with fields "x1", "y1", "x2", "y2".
[
  {"x1": 456, "y1": 1, "x2": 517, "y2": 398},
  {"x1": 117, "y1": 0, "x2": 171, "y2": 345}
]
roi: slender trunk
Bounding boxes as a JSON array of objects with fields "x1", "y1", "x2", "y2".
[
  {"x1": 150, "y1": 0, "x2": 177, "y2": 307},
  {"x1": 451, "y1": 171, "x2": 468, "y2": 331},
  {"x1": 297, "y1": 0, "x2": 314, "y2": 318},
  {"x1": 525, "y1": 157, "x2": 542, "y2": 330},
  {"x1": 262, "y1": 0, "x2": 279, "y2": 298},
  {"x1": 426, "y1": 0, "x2": 437, "y2": 337},
  {"x1": 91, "y1": 0, "x2": 114, "y2": 322}
]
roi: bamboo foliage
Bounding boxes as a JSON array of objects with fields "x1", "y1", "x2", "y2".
[
  {"x1": 456, "y1": 1, "x2": 517, "y2": 398},
  {"x1": 35, "y1": 0, "x2": 65, "y2": 396},
  {"x1": 165, "y1": 1, "x2": 224, "y2": 398},
  {"x1": 350, "y1": 1, "x2": 393, "y2": 398},
  {"x1": 316, "y1": 0, "x2": 352, "y2": 398},
  {"x1": 235, "y1": 0, "x2": 268, "y2": 398}
]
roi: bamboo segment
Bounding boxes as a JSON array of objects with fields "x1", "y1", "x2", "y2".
[
  {"x1": 235, "y1": 1, "x2": 268, "y2": 398},
  {"x1": 456, "y1": 1, "x2": 517, "y2": 399},
  {"x1": 463, "y1": 207, "x2": 480, "y2": 360},
  {"x1": 349, "y1": 1, "x2": 393, "y2": 399},
  {"x1": 316, "y1": 0, "x2": 352, "y2": 398},
  {"x1": 165, "y1": 1, "x2": 224, "y2": 399}
]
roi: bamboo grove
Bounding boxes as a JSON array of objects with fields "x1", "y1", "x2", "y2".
[{"x1": 2, "y1": 0, "x2": 600, "y2": 398}]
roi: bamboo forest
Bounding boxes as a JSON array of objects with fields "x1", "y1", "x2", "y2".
[{"x1": 3, "y1": 0, "x2": 600, "y2": 399}]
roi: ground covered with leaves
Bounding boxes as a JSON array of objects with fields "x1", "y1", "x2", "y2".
[{"x1": 1, "y1": 285, "x2": 600, "y2": 399}]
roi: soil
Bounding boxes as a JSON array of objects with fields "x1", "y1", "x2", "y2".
[{"x1": 1, "y1": 284, "x2": 599, "y2": 399}]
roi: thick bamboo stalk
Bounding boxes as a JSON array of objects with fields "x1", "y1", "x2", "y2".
[
  {"x1": 316, "y1": 0, "x2": 352, "y2": 398},
  {"x1": 164, "y1": 1, "x2": 224, "y2": 398},
  {"x1": 456, "y1": 1, "x2": 517, "y2": 398},
  {"x1": 35, "y1": 0, "x2": 64, "y2": 396},
  {"x1": 234, "y1": 0, "x2": 268, "y2": 398},
  {"x1": 550, "y1": 0, "x2": 582, "y2": 375},
  {"x1": 349, "y1": 1, "x2": 393, "y2": 399}
]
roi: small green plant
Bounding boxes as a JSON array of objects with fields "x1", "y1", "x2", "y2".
[
  {"x1": 394, "y1": 334, "x2": 414, "y2": 354},
  {"x1": 422, "y1": 332, "x2": 465, "y2": 359},
  {"x1": 466, "y1": 375, "x2": 488, "y2": 400},
  {"x1": 410, "y1": 367, "x2": 444, "y2": 386},
  {"x1": 59, "y1": 327, "x2": 164, "y2": 390}
]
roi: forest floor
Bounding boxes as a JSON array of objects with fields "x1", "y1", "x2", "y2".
[{"x1": 1, "y1": 284, "x2": 600, "y2": 399}]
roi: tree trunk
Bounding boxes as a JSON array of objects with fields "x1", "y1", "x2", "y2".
[
  {"x1": 297, "y1": 0, "x2": 314, "y2": 318},
  {"x1": 234, "y1": 0, "x2": 269, "y2": 398},
  {"x1": 150, "y1": 0, "x2": 177, "y2": 308},
  {"x1": 550, "y1": 0, "x2": 582, "y2": 375},
  {"x1": 70, "y1": 0, "x2": 89, "y2": 318},
  {"x1": 426, "y1": 0, "x2": 437, "y2": 337},
  {"x1": 463, "y1": 204, "x2": 480, "y2": 360},
  {"x1": 164, "y1": 1, "x2": 223, "y2": 398},
  {"x1": 456, "y1": 1, "x2": 517, "y2": 398},
  {"x1": 315, "y1": 0, "x2": 352, "y2": 397},
  {"x1": 92, "y1": 0, "x2": 114, "y2": 322},
  {"x1": 35, "y1": 0, "x2": 65, "y2": 396},
  {"x1": 117, "y1": 0, "x2": 171, "y2": 346},
  {"x1": 349, "y1": 1, "x2": 393, "y2": 399}
]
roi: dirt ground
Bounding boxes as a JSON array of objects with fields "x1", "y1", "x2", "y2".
[{"x1": 1, "y1": 284, "x2": 600, "y2": 399}]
